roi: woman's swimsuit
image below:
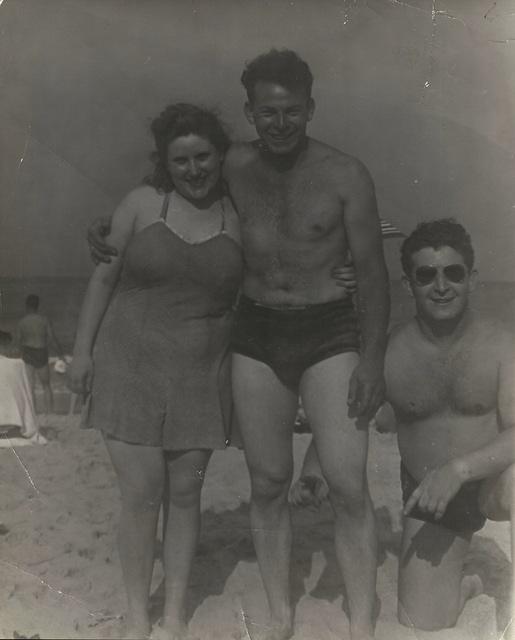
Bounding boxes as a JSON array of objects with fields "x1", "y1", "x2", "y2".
[{"x1": 87, "y1": 191, "x2": 243, "y2": 450}]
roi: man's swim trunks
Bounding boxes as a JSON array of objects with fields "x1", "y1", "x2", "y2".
[
  {"x1": 21, "y1": 346, "x2": 49, "y2": 369},
  {"x1": 231, "y1": 295, "x2": 360, "y2": 389},
  {"x1": 401, "y1": 463, "x2": 486, "y2": 533}
]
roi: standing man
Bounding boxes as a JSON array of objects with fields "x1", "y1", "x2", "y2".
[
  {"x1": 88, "y1": 49, "x2": 389, "y2": 640},
  {"x1": 293, "y1": 219, "x2": 515, "y2": 633},
  {"x1": 226, "y1": 50, "x2": 388, "y2": 640},
  {"x1": 15, "y1": 294, "x2": 64, "y2": 419}
]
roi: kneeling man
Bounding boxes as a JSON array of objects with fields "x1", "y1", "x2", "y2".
[{"x1": 293, "y1": 219, "x2": 514, "y2": 631}]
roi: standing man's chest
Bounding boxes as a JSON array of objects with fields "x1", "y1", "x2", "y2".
[{"x1": 227, "y1": 161, "x2": 343, "y2": 241}]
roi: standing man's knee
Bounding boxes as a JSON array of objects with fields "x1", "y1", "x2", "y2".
[
  {"x1": 327, "y1": 476, "x2": 369, "y2": 518},
  {"x1": 251, "y1": 467, "x2": 292, "y2": 505}
]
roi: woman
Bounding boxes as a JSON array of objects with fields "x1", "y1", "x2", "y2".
[{"x1": 69, "y1": 104, "x2": 242, "y2": 640}]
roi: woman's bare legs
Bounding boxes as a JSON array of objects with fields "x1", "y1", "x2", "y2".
[
  {"x1": 105, "y1": 437, "x2": 165, "y2": 639},
  {"x1": 158, "y1": 448, "x2": 212, "y2": 640}
]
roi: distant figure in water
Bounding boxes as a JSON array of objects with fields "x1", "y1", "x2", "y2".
[{"x1": 15, "y1": 294, "x2": 63, "y2": 418}]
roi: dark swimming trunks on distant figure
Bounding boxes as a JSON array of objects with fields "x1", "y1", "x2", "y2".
[
  {"x1": 231, "y1": 295, "x2": 360, "y2": 390},
  {"x1": 21, "y1": 346, "x2": 49, "y2": 369},
  {"x1": 401, "y1": 463, "x2": 486, "y2": 533}
]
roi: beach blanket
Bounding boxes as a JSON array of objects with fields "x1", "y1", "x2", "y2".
[{"x1": 0, "y1": 356, "x2": 38, "y2": 438}]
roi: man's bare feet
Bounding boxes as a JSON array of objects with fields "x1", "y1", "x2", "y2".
[
  {"x1": 121, "y1": 618, "x2": 151, "y2": 640},
  {"x1": 262, "y1": 622, "x2": 293, "y2": 640},
  {"x1": 150, "y1": 621, "x2": 199, "y2": 640},
  {"x1": 348, "y1": 623, "x2": 375, "y2": 640}
]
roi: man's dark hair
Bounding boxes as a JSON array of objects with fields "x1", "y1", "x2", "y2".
[
  {"x1": 241, "y1": 49, "x2": 314, "y2": 102},
  {"x1": 400, "y1": 219, "x2": 475, "y2": 275},
  {"x1": 144, "y1": 103, "x2": 231, "y2": 193},
  {"x1": 25, "y1": 294, "x2": 40, "y2": 311}
]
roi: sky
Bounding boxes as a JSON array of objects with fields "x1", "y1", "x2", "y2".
[{"x1": 1, "y1": 0, "x2": 514, "y2": 279}]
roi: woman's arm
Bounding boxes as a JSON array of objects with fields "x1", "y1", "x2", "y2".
[
  {"x1": 87, "y1": 216, "x2": 117, "y2": 264},
  {"x1": 68, "y1": 191, "x2": 139, "y2": 393}
]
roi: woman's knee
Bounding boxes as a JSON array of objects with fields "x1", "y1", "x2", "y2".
[
  {"x1": 119, "y1": 479, "x2": 163, "y2": 514},
  {"x1": 166, "y1": 450, "x2": 210, "y2": 508}
]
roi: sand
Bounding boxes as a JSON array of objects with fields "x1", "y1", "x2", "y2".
[{"x1": 0, "y1": 411, "x2": 512, "y2": 640}]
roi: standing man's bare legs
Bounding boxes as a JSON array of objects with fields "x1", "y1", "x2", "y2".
[
  {"x1": 24, "y1": 364, "x2": 37, "y2": 413},
  {"x1": 25, "y1": 363, "x2": 54, "y2": 421},
  {"x1": 105, "y1": 437, "x2": 165, "y2": 639},
  {"x1": 160, "y1": 448, "x2": 212, "y2": 639},
  {"x1": 232, "y1": 354, "x2": 298, "y2": 640},
  {"x1": 300, "y1": 353, "x2": 377, "y2": 640},
  {"x1": 36, "y1": 363, "x2": 53, "y2": 417}
]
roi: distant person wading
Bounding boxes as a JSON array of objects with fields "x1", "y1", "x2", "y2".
[{"x1": 16, "y1": 294, "x2": 64, "y2": 421}]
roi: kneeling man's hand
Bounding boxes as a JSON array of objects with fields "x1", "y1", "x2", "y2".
[{"x1": 404, "y1": 461, "x2": 466, "y2": 520}]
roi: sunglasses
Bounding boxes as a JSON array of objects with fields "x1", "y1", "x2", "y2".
[{"x1": 413, "y1": 264, "x2": 467, "y2": 286}]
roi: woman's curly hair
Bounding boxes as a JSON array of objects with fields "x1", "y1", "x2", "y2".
[{"x1": 144, "y1": 103, "x2": 231, "y2": 193}]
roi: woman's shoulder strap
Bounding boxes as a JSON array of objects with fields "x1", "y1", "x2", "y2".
[{"x1": 160, "y1": 192, "x2": 171, "y2": 220}]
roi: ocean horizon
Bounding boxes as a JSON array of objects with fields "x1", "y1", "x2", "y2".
[{"x1": 1, "y1": 277, "x2": 514, "y2": 354}]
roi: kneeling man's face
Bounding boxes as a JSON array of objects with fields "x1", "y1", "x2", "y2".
[{"x1": 406, "y1": 246, "x2": 477, "y2": 322}]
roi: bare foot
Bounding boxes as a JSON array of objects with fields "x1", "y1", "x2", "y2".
[
  {"x1": 262, "y1": 622, "x2": 293, "y2": 640},
  {"x1": 150, "y1": 622, "x2": 199, "y2": 640},
  {"x1": 122, "y1": 623, "x2": 151, "y2": 640},
  {"x1": 349, "y1": 625, "x2": 374, "y2": 639}
]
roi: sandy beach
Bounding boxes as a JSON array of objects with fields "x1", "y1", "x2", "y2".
[{"x1": 0, "y1": 402, "x2": 512, "y2": 640}]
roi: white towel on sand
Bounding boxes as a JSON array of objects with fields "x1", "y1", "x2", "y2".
[{"x1": 0, "y1": 356, "x2": 38, "y2": 438}]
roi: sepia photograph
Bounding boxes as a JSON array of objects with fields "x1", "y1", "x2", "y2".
[{"x1": 0, "y1": 1, "x2": 514, "y2": 638}]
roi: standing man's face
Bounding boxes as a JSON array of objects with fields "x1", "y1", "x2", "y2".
[
  {"x1": 404, "y1": 246, "x2": 477, "y2": 324},
  {"x1": 244, "y1": 81, "x2": 315, "y2": 155}
]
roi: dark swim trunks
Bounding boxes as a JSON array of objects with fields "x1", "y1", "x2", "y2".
[
  {"x1": 21, "y1": 346, "x2": 49, "y2": 369},
  {"x1": 231, "y1": 295, "x2": 360, "y2": 389},
  {"x1": 401, "y1": 463, "x2": 486, "y2": 533}
]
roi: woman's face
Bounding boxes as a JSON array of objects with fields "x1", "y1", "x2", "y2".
[{"x1": 166, "y1": 134, "x2": 223, "y2": 202}]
